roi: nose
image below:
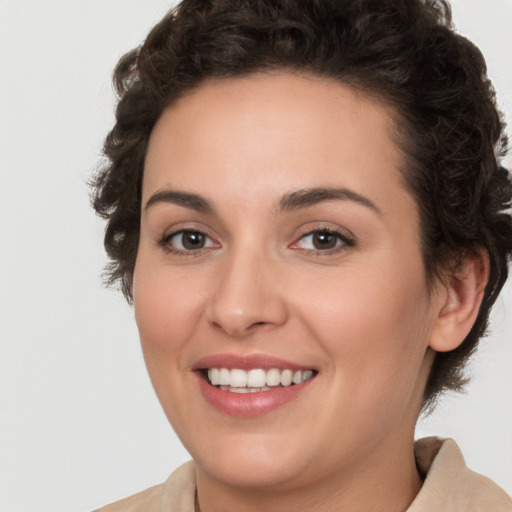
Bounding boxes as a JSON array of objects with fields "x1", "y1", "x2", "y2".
[{"x1": 205, "y1": 249, "x2": 288, "y2": 338}]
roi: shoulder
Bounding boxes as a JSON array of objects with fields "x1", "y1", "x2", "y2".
[
  {"x1": 93, "y1": 461, "x2": 196, "y2": 512},
  {"x1": 92, "y1": 483, "x2": 165, "y2": 512},
  {"x1": 410, "y1": 437, "x2": 512, "y2": 512}
]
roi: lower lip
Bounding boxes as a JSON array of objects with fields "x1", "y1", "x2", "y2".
[{"x1": 196, "y1": 373, "x2": 314, "y2": 417}]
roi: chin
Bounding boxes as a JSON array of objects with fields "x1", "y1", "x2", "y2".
[
  {"x1": 199, "y1": 456, "x2": 308, "y2": 490},
  {"x1": 186, "y1": 430, "x2": 317, "y2": 489}
]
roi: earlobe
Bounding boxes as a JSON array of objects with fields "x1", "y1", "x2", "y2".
[{"x1": 429, "y1": 250, "x2": 489, "y2": 353}]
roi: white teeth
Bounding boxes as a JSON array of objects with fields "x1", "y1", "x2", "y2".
[
  {"x1": 280, "y1": 369, "x2": 293, "y2": 386},
  {"x1": 247, "y1": 369, "x2": 266, "y2": 387},
  {"x1": 229, "y1": 386, "x2": 249, "y2": 393},
  {"x1": 219, "y1": 385, "x2": 273, "y2": 393},
  {"x1": 206, "y1": 367, "x2": 315, "y2": 389},
  {"x1": 209, "y1": 368, "x2": 219, "y2": 385},
  {"x1": 302, "y1": 370, "x2": 314, "y2": 382},
  {"x1": 230, "y1": 369, "x2": 247, "y2": 388},
  {"x1": 266, "y1": 368, "x2": 281, "y2": 386},
  {"x1": 219, "y1": 368, "x2": 230, "y2": 386}
]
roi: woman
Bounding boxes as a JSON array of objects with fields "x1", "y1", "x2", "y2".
[{"x1": 91, "y1": 0, "x2": 512, "y2": 510}]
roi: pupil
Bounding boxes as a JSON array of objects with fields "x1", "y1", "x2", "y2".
[
  {"x1": 313, "y1": 232, "x2": 337, "y2": 249},
  {"x1": 182, "y1": 232, "x2": 205, "y2": 250}
]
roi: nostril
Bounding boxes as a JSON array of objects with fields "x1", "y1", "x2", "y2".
[
  {"x1": 246, "y1": 321, "x2": 272, "y2": 332},
  {"x1": 206, "y1": 290, "x2": 288, "y2": 337}
]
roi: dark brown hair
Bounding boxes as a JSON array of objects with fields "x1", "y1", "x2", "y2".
[{"x1": 91, "y1": 0, "x2": 512, "y2": 409}]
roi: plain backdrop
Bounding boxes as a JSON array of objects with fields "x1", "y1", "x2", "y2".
[{"x1": 0, "y1": 1, "x2": 511, "y2": 511}]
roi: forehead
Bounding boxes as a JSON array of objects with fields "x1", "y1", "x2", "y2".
[{"x1": 143, "y1": 72, "x2": 412, "y2": 219}]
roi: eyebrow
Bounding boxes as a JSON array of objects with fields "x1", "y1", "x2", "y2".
[
  {"x1": 145, "y1": 190, "x2": 214, "y2": 213},
  {"x1": 144, "y1": 186, "x2": 381, "y2": 216},
  {"x1": 279, "y1": 187, "x2": 381, "y2": 215}
]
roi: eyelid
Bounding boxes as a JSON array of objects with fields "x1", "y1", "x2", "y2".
[
  {"x1": 158, "y1": 225, "x2": 221, "y2": 255},
  {"x1": 289, "y1": 224, "x2": 356, "y2": 253}
]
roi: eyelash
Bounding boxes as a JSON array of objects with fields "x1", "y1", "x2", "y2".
[
  {"x1": 158, "y1": 229, "x2": 218, "y2": 256},
  {"x1": 291, "y1": 227, "x2": 355, "y2": 254},
  {"x1": 158, "y1": 227, "x2": 355, "y2": 256}
]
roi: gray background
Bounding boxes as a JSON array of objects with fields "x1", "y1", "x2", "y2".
[{"x1": 0, "y1": 1, "x2": 511, "y2": 510}]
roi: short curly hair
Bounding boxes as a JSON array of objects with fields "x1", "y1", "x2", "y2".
[{"x1": 91, "y1": 0, "x2": 512, "y2": 409}]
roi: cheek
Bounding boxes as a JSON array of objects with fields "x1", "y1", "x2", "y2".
[
  {"x1": 133, "y1": 254, "x2": 207, "y2": 366},
  {"x1": 132, "y1": 255, "x2": 212, "y2": 427},
  {"x1": 297, "y1": 255, "x2": 433, "y2": 390}
]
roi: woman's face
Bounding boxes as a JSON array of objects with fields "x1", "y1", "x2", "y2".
[{"x1": 134, "y1": 73, "x2": 443, "y2": 490}]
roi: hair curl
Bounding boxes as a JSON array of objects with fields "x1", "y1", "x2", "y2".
[{"x1": 91, "y1": 0, "x2": 512, "y2": 410}]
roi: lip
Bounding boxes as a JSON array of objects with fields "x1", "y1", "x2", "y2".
[
  {"x1": 192, "y1": 353, "x2": 317, "y2": 417},
  {"x1": 192, "y1": 353, "x2": 314, "y2": 371},
  {"x1": 196, "y1": 373, "x2": 315, "y2": 417}
]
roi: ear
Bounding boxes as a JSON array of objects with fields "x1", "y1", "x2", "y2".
[{"x1": 429, "y1": 249, "x2": 489, "y2": 353}]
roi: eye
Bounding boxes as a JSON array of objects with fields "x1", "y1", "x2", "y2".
[
  {"x1": 292, "y1": 228, "x2": 354, "y2": 252},
  {"x1": 161, "y1": 230, "x2": 219, "y2": 253}
]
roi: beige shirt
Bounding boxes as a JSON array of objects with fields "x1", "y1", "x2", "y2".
[{"x1": 95, "y1": 437, "x2": 512, "y2": 511}]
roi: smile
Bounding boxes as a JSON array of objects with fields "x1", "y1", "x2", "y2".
[
  {"x1": 205, "y1": 368, "x2": 316, "y2": 392},
  {"x1": 194, "y1": 355, "x2": 319, "y2": 416}
]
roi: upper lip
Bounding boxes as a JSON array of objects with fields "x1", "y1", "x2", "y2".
[{"x1": 192, "y1": 353, "x2": 316, "y2": 371}]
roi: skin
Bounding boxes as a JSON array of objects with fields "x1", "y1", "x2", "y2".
[{"x1": 133, "y1": 72, "x2": 486, "y2": 512}]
